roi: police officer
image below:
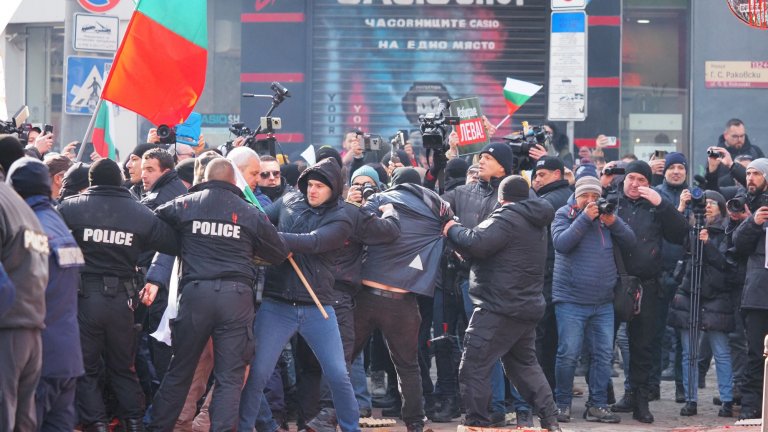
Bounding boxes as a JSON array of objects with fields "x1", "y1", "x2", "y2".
[
  {"x1": 145, "y1": 159, "x2": 289, "y2": 432},
  {"x1": 0, "y1": 148, "x2": 49, "y2": 432},
  {"x1": 58, "y1": 159, "x2": 179, "y2": 432}
]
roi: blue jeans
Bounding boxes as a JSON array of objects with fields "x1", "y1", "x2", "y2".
[
  {"x1": 616, "y1": 322, "x2": 630, "y2": 392},
  {"x1": 239, "y1": 299, "x2": 360, "y2": 432},
  {"x1": 351, "y1": 353, "x2": 371, "y2": 410},
  {"x1": 680, "y1": 329, "x2": 733, "y2": 403},
  {"x1": 555, "y1": 302, "x2": 614, "y2": 408},
  {"x1": 460, "y1": 279, "x2": 530, "y2": 413}
]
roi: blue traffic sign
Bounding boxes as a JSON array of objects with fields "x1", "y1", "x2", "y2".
[{"x1": 65, "y1": 56, "x2": 112, "y2": 115}]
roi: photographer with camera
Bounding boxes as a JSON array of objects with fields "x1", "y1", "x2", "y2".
[
  {"x1": 531, "y1": 156, "x2": 573, "y2": 390},
  {"x1": 608, "y1": 161, "x2": 688, "y2": 424},
  {"x1": 443, "y1": 175, "x2": 560, "y2": 431},
  {"x1": 667, "y1": 190, "x2": 737, "y2": 418},
  {"x1": 731, "y1": 158, "x2": 768, "y2": 420},
  {"x1": 551, "y1": 176, "x2": 635, "y2": 424}
]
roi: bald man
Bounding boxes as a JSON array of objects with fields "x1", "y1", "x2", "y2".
[{"x1": 145, "y1": 156, "x2": 290, "y2": 431}]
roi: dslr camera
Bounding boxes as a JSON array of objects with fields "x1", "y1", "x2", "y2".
[
  {"x1": 360, "y1": 182, "x2": 378, "y2": 200},
  {"x1": 596, "y1": 198, "x2": 616, "y2": 215},
  {"x1": 419, "y1": 99, "x2": 460, "y2": 152},
  {"x1": 156, "y1": 124, "x2": 177, "y2": 144}
]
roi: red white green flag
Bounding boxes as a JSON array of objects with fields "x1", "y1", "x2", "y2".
[
  {"x1": 101, "y1": 0, "x2": 207, "y2": 126},
  {"x1": 503, "y1": 77, "x2": 543, "y2": 115},
  {"x1": 92, "y1": 101, "x2": 117, "y2": 160}
]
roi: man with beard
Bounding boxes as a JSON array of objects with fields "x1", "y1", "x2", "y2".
[
  {"x1": 125, "y1": 144, "x2": 163, "y2": 199},
  {"x1": 732, "y1": 158, "x2": 768, "y2": 420},
  {"x1": 258, "y1": 155, "x2": 294, "y2": 203}
]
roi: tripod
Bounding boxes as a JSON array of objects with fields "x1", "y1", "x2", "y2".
[{"x1": 686, "y1": 205, "x2": 707, "y2": 402}]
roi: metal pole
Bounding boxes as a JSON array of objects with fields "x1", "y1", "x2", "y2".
[{"x1": 75, "y1": 97, "x2": 103, "y2": 162}]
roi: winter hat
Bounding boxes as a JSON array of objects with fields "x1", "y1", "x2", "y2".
[
  {"x1": 0, "y1": 134, "x2": 25, "y2": 175},
  {"x1": 445, "y1": 158, "x2": 469, "y2": 180},
  {"x1": 315, "y1": 145, "x2": 343, "y2": 168},
  {"x1": 176, "y1": 158, "x2": 195, "y2": 184},
  {"x1": 575, "y1": 162, "x2": 598, "y2": 180},
  {"x1": 535, "y1": 156, "x2": 565, "y2": 175},
  {"x1": 498, "y1": 175, "x2": 530, "y2": 203},
  {"x1": 480, "y1": 142, "x2": 514, "y2": 176},
  {"x1": 61, "y1": 162, "x2": 91, "y2": 192},
  {"x1": 131, "y1": 143, "x2": 163, "y2": 159},
  {"x1": 704, "y1": 190, "x2": 727, "y2": 217},
  {"x1": 305, "y1": 170, "x2": 333, "y2": 190},
  {"x1": 625, "y1": 160, "x2": 653, "y2": 182},
  {"x1": 7, "y1": 157, "x2": 51, "y2": 198},
  {"x1": 89, "y1": 158, "x2": 123, "y2": 186},
  {"x1": 664, "y1": 152, "x2": 687, "y2": 173},
  {"x1": 747, "y1": 158, "x2": 768, "y2": 178},
  {"x1": 575, "y1": 176, "x2": 603, "y2": 198},
  {"x1": 351, "y1": 165, "x2": 382, "y2": 186},
  {"x1": 391, "y1": 167, "x2": 421, "y2": 186}
]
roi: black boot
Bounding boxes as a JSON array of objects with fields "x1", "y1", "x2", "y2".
[
  {"x1": 429, "y1": 395, "x2": 460, "y2": 422},
  {"x1": 83, "y1": 422, "x2": 109, "y2": 432},
  {"x1": 124, "y1": 418, "x2": 144, "y2": 432},
  {"x1": 607, "y1": 381, "x2": 616, "y2": 405},
  {"x1": 611, "y1": 391, "x2": 634, "y2": 413},
  {"x1": 680, "y1": 401, "x2": 697, "y2": 416},
  {"x1": 632, "y1": 394, "x2": 654, "y2": 423},
  {"x1": 718, "y1": 401, "x2": 734, "y2": 417}
]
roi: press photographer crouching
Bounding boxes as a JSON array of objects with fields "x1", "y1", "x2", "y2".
[{"x1": 443, "y1": 176, "x2": 560, "y2": 431}]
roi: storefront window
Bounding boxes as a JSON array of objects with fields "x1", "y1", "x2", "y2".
[{"x1": 621, "y1": 0, "x2": 689, "y2": 160}]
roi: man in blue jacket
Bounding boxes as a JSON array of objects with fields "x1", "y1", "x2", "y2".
[
  {"x1": 551, "y1": 176, "x2": 635, "y2": 424},
  {"x1": 7, "y1": 157, "x2": 85, "y2": 431}
]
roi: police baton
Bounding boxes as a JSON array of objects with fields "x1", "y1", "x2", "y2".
[{"x1": 288, "y1": 256, "x2": 329, "y2": 319}]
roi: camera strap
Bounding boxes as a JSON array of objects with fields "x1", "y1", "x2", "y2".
[{"x1": 612, "y1": 245, "x2": 628, "y2": 276}]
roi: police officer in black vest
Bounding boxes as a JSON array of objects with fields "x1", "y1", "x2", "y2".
[
  {"x1": 145, "y1": 159, "x2": 289, "y2": 432},
  {"x1": 58, "y1": 159, "x2": 179, "y2": 432}
]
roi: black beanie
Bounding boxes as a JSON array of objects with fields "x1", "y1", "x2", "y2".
[
  {"x1": 445, "y1": 158, "x2": 469, "y2": 180},
  {"x1": 315, "y1": 146, "x2": 343, "y2": 168},
  {"x1": 391, "y1": 167, "x2": 421, "y2": 186},
  {"x1": 305, "y1": 170, "x2": 333, "y2": 189},
  {"x1": 498, "y1": 175, "x2": 530, "y2": 203},
  {"x1": 0, "y1": 134, "x2": 25, "y2": 175},
  {"x1": 131, "y1": 143, "x2": 163, "y2": 159},
  {"x1": 61, "y1": 162, "x2": 91, "y2": 192},
  {"x1": 89, "y1": 158, "x2": 123, "y2": 186},
  {"x1": 480, "y1": 142, "x2": 514, "y2": 176},
  {"x1": 7, "y1": 157, "x2": 51, "y2": 198},
  {"x1": 176, "y1": 158, "x2": 195, "y2": 184},
  {"x1": 625, "y1": 160, "x2": 653, "y2": 182}
]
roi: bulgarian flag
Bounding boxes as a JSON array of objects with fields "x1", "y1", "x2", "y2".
[
  {"x1": 92, "y1": 101, "x2": 117, "y2": 160},
  {"x1": 503, "y1": 77, "x2": 543, "y2": 115},
  {"x1": 101, "y1": 0, "x2": 207, "y2": 127}
]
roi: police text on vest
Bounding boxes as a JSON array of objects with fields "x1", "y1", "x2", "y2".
[
  {"x1": 83, "y1": 228, "x2": 134, "y2": 245},
  {"x1": 192, "y1": 221, "x2": 241, "y2": 238}
]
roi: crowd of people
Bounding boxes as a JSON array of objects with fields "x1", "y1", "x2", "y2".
[{"x1": 0, "y1": 116, "x2": 766, "y2": 432}]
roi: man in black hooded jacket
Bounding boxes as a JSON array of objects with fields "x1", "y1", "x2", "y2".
[
  {"x1": 443, "y1": 175, "x2": 560, "y2": 431},
  {"x1": 239, "y1": 158, "x2": 360, "y2": 432}
]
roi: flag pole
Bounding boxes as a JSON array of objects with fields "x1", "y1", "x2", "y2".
[
  {"x1": 76, "y1": 97, "x2": 104, "y2": 162},
  {"x1": 495, "y1": 114, "x2": 511, "y2": 130}
]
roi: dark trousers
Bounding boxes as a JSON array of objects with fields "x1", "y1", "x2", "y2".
[
  {"x1": 352, "y1": 289, "x2": 424, "y2": 426},
  {"x1": 36, "y1": 376, "x2": 77, "y2": 432},
  {"x1": 627, "y1": 278, "x2": 661, "y2": 398},
  {"x1": 535, "y1": 300, "x2": 558, "y2": 390},
  {"x1": 649, "y1": 273, "x2": 676, "y2": 389},
  {"x1": 77, "y1": 289, "x2": 144, "y2": 424},
  {"x1": 314, "y1": 292, "x2": 357, "y2": 412},
  {"x1": 459, "y1": 308, "x2": 556, "y2": 426},
  {"x1": 432, "y1": 287, "x2": 462, "y2": 398},
  {"x1": 740, "y1": 308, "x2": 768, "y2": 414},
  {"x1": 0, "y1": 328, "x2": 42, "y2": 432},
  {"x1": 148, "y1": 280, "x2": 255, "y2": 432}
]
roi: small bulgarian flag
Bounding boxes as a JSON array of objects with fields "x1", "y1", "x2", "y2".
[
  {"x1": 503, "y1": 77, "x2": 543, "y2": 115},
  {"x1": 92, "y1": 101, "x2": 117, "y2": 160},
  {"x1": 101, "y1": 0, "x2": 207, "y2": 127}
]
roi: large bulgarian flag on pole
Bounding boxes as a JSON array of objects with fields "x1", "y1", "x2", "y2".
[
  {"x1": 503, "y1": 77, "x2": 543, "y2": 115},
  {"x1": 92, "y1": 101, "x2": 117, "y2": 160},
  {"x1": 101, "y1": 0, "x2": 207, "y2": 127}
]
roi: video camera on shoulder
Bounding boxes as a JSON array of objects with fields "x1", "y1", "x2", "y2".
[
  {"x1": 501, "y1": 122, "x2": 552, "y2": 172},
  {"x1": 419, "y1": 99, "x2": 460, "y2": 152}
]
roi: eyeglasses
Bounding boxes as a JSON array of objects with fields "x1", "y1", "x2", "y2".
[
  {"x1": 730, "y1": 134, "x2": 746, "y2": 140},
  {"x1": 259, "y1": 170, "x2": 280, "y2": 179},
  {"x1": 705, "y1": 200, "x2": 719, "y2": 207}
]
